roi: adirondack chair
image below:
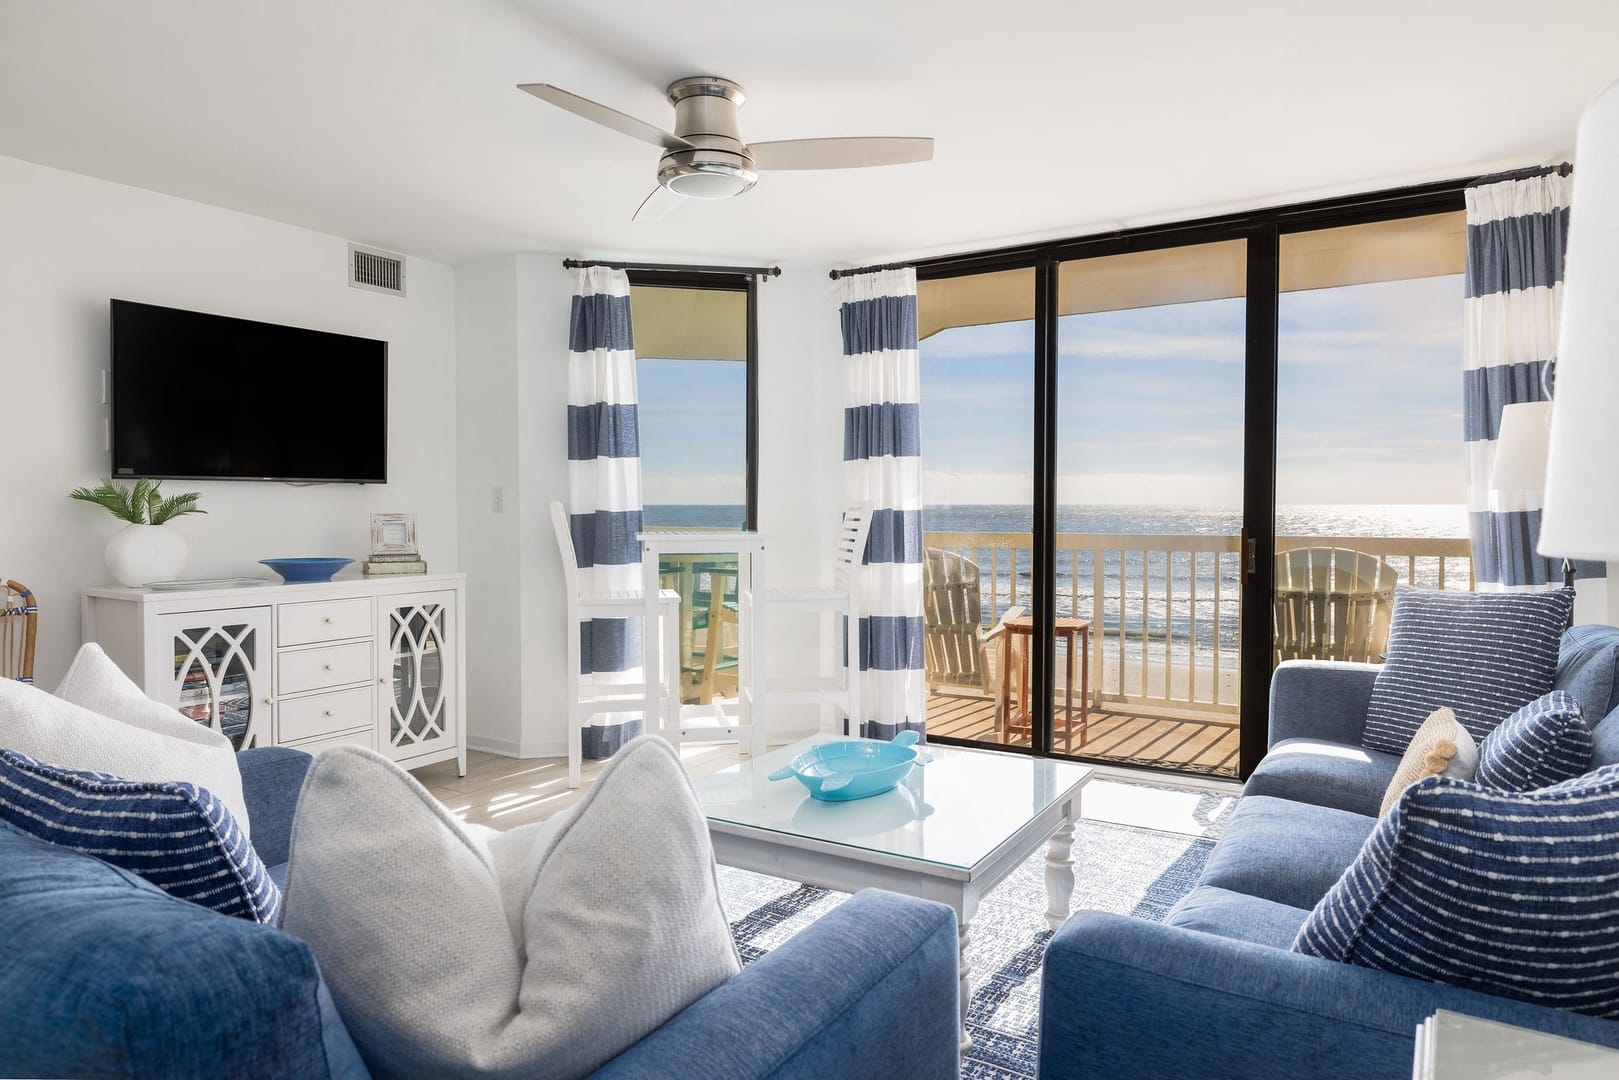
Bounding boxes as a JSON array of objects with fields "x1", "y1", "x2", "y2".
[
  {"x1": 922, "y1": 548, "x2": 1015, "y2": 724},
  {"x1": 1273, "y1": 547, "x2": 1398, "y2": 665}
]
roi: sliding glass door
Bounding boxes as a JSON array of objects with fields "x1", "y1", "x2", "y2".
[
  {"x1": 916, "y1": 269, "x2": 1035, "y2": 749},
  {"x1": 911, "y1": 184, "x2": 1467, "y2": 778},
  {"x1": 1055, "y1": 240, "x2": 1247, "y2": 777},
  {"x1": 1273, "y1": 212, "x2": 1470, "y2": 669}
]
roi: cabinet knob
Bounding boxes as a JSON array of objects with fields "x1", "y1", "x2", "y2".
[
  {"x1": 379, "y1": 677, "x2": 387, "y2": 684},
  {"x1": 263, "y1": 697, "x2": 274, "y2": 705},
  {"x1": 324, "y1": 616, "x2": 335, "y2": 625},
  {"x1": 325, "y1": 709, "x2": 336, "y2": 717},
  {"x1": 324, "y1": 663, "x2": 335, "y2": 671}
]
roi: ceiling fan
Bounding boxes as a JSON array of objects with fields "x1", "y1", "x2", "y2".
[{"x1": 518, "y1": 76, "x2": 933, "y2": 220}]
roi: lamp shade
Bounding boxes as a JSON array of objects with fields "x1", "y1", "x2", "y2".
[
  {"x1": 1491, "y1": 401, "x2": 1553, "y2": 491},
  {"x1": 1541, "y1": 77, "x2": 1619, "y2": 562}
]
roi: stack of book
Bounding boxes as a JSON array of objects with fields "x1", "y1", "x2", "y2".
[{"x1": 363, "y1": 553, "x2": 427, "y2": 577}]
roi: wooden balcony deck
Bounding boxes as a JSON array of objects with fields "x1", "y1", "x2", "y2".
[{"x1": 926, "y1": 690, "x2": 1240, "y2": 778}]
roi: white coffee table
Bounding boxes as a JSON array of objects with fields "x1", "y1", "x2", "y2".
[
  {"x1": 1414, "y1": 1010, "x2": 1619, "y2": 1078},
  {"x1": 693, "y1": 733, "x2": 1093, "y2": 1050}
]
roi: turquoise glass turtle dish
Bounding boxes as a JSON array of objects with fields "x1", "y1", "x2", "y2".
[{"x1": 767, "y1": 731, "x2": 929, "y2": 802}]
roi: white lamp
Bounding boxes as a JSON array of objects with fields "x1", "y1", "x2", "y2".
[
  {"x1": 1541, "y1": 78, "x2": 1619, "y2": 562},
  {"x1": 1492, "y1": 401, "x2": 1554, "y2": 491}
]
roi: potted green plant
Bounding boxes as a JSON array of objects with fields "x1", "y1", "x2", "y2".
[{"x1": 69, "y1": 479, "x2": 206, "y2": 587}]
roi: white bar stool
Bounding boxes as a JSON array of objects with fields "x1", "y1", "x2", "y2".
[
  {"x1": 550, "y1": 502, "x2": 680, "y2": 787},
  {"x1": 760, "y1": 503, "x2": 873, "y2": 734}
]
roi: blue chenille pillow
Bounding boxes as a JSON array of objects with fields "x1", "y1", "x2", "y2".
[
  {"x1": 1476, "y1": 691, "x2": 1593, "y2": 791},
  {"x1": 1362, "y1": 586, "x2": 1573, "y2": 754},
  {"x1": 0, "y1": 749, "x2": 280, "y2": 923},
  {"x1": 1293, "y1": 764, "x2": 1619, "y2": 1017}
]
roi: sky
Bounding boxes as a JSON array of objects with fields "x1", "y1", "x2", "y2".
[
  {"x1": 633, "y1": 272, "x2": 1466, "y2": 509},
  {"x1": 635, "y1": 357, "x2": 746, "y2": 506},
  {"x1": 917, "y1": 273, "x2": 1465, "y2": 507}
]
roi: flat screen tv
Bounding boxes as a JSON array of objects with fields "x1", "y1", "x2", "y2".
[{"x1": 111, "y1": 299, "x2": 388, "y2": 483}]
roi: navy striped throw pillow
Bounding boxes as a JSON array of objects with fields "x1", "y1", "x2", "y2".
[
  {"x1": 1477, "y1": 691, "x2": 1592, "y2": 791},
  {"x1": 1362, "y1": 587, "x2": 1573, "y2": 754},
  {"x1": 0, "y1": 749, "x2": 280, "y2": 923},
  {"x1": 1293, "y1": 764, "x2": 1619, "y2": 1018}
]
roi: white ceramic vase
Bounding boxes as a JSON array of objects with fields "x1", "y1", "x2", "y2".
[{"x1": 105, "y1": 523, "x2": 188, "y2": 587}]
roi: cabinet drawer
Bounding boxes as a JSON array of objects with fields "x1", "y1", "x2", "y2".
[
  {"x1": 277, "y1": 686, "x2": 374, "y2": 744},
  {"x1": 278, "y1": 598, "x2": 372, "y2": 646},
  {"x1": 278, "y1": 641, "x2": 372, "y2": 696},
  {"x1": 282, "y1": 725, "x2": 375, "y2": 754}
]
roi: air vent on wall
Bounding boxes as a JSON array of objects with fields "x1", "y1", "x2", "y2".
[{"x1": 348, "y1": 243, "x2": 406, "y2": 296}]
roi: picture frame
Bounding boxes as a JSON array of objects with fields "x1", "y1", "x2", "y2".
[{"x1": 370, "y1": 513, "x2": 418, "y2": 556}]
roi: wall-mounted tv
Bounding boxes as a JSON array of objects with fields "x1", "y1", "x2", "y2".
[{"x1": 111, "y1": 299, "x2": 388, "y2": 483}]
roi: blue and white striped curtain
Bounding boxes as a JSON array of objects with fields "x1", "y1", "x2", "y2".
[
  {"x1": 839, "y1": 268, "x2": 926, "y2": 738},
  {"x1": 567, "y1": 266, "x2": 644, "y2": 757},
  {"x1": 1464, "y1": 167, "x2": 1604, "y2": 594}
]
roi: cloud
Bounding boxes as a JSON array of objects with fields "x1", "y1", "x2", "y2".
[
  {"x1": 642, "y1": 473, "x2": 745, "y2": 505},
  {"x1": 1276, "y1": 460, "x2": 1465, "y2": 505},
  {"x1": 1058, "y1": 331, "x2": 1243, "y2": 365}
]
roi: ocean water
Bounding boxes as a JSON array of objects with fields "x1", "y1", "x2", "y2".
[
  {"x1": 644, "y1": 504, "x2": 748, "y2": 530},
  {"x1": 644, "y1": 502, "x2": 1470, "y2": 666}
]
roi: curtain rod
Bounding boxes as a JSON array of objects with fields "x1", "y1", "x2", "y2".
[
  {"x1": 1466, "y1": 161, "x2": 1573, "y2": 188},
  {"x1": 563, "y1": 258, "x2": 780, "y2": 278},
  {"x1": 839, "y1": 177, "x2": 1480, "y2": 282},
  {"x1": 828, "y1": 261, "x2": 913, "y2": 280}
]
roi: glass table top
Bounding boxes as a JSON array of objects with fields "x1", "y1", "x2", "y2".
[
  {"x1": 694, "y1": 734, "x2": 1092, "y2": 874},
  {"x1": 1417, "y1": 1010, "x2": 1619, "y2": 1078}
]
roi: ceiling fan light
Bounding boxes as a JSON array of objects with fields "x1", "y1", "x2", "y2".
[{"x1": 658, "y1": 154, "x2": 757, "y2": 199}]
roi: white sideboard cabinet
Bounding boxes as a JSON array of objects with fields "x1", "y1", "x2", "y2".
[{"x1": 82, "y1": 573, "x2": 466, "y2": 776}]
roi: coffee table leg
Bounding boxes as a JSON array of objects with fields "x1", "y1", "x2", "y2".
[
  {"x1": 1045, "y1": 820, "x2": 1076, "y2": 932},
  {"x1": 958, "y1": 918, "x2": 973, "y2": 1052}
]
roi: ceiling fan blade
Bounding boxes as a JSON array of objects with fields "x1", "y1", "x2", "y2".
[
  {"x1": 748, "y1": 136, "x2": 934, "y2": 171},
  {"x1": 517, "y1": 83, "x2": 690, "y2": 151},
  {"x1": 632, "y1": 185, "x2": 682, "y2": 223}
]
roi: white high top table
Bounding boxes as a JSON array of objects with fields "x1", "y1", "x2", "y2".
[
  {"x1": 639, "y1": 529, "x2": 767, "y2": 758},
  {"x1": 693, "y1": 734, "x2": 1093, "y2": 1051}
]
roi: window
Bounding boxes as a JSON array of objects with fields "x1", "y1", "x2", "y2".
[
  {"x1": 628, "y1": 273, "x2": 756, "y2": 530},
  {"x1": 627, "y1": 271, "x2": 757, "y2": 708}
]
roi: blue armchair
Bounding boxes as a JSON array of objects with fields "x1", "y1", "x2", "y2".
[
  {"x1": 1, "y1": 746, "x2": 961, "y2": 1080},
  {"x1": 1039, "y1": 627, "x2": 1619, "y2": 1079}
]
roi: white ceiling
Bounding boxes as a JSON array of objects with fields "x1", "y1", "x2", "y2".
[{"x1": 2, "y1": 0, "x2": 1615, "y2": 268}]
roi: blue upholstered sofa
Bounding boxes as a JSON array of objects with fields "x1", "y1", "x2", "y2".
[
  {"x1": 1040, "y1": 624, "x2": 1619, "y2": 1079},
  {"x1": 0, "y1": 746, "x2": 961, "y2": 1080}
]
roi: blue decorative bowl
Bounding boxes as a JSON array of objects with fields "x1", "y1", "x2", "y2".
[
  {"x1": 767, "y1": 732, "x2": 930, "y2": 802},
  {"x1": 259, "y1": 557, "x2": 354, "y2": 584}
]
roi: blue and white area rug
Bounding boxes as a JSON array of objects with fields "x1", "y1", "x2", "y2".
[{"x1": 717, "y1": 785, "x2": 1236, "y2": 1080}]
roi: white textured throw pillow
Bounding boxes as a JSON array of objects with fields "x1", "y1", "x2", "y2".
[
  {"x1": 0, "y1": 644, "x2": 250, "y2": 836},
  {"x1": 281, "y1": 737, "x2": 741, "y2": 1080},
  {"x1": 1378, "y1": 706, "x2": 1479, "y2": 817},
  {"x1": 56, "y1": 643, "x2": 236, "y2": 752}
]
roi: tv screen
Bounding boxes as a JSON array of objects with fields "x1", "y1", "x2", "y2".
[{"x1": 111, "y1": 299, "x2": 388, "y2": 483}]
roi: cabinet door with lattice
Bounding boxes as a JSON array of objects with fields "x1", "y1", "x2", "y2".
[
  {"x1": 156, "y1": 607, "x2": 273, "y2": 751},
  {"x1": 378, "y1": 591, "x2": 457, "y2": 763}
]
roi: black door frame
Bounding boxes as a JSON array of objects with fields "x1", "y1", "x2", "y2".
[{"x1": 915, "y1": 179, "x2": 1469, "y2": 778}]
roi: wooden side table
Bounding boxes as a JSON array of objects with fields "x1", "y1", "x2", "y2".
[{"x1": 998, "y1": 614, "x2": 1090, "y2": 752}]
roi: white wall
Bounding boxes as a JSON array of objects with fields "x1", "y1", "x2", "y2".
[
  {"x1": 754, "y1": 268, "x2": 847, "y2": 724},
  {"x1": 513, "y1": 255, "x2": 577, "y2": 756},
  {"x1": 453, "y1": 256, "x2": 523, "y2": 754},
  {"x1": 0, "y1": 154, "x2": 459, "y2": 687},
  {"x1": 454, "y1": 252, "x2": 575, "y2": 758}
]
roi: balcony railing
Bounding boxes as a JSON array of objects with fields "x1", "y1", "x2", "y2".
[{"x1": 923, "y1": 531, "x2": 1473, "y2": 716}]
